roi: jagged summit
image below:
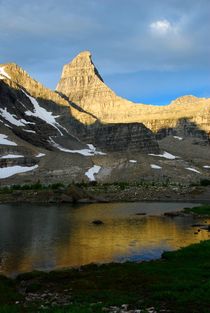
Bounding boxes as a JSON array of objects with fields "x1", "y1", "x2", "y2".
[
  {"x1": 56, "y1": 50, "x2": 115, "y2": 104},
  {"x1": 58, "y1": 50, "x2": 104, "y2": 82}
]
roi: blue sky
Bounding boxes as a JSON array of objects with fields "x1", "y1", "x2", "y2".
[{"x1": 0, "y1": 0, "x2": 209, "y2": 105}]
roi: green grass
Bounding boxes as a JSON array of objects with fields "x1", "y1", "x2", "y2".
[
  {"x1": 0, "y1": 180, "x2": 190, "y2": 195},
  {"x1": 184, "y1": 204, "x2": 210, "y2": 216},
  {"x1": 200, "y1": 179, "x2": 210, "y2": 186},
  {"x1": 2, "y1": 240, "x2": 210, "y2": 312},
  {"x1": 0, "y1": 304, "x2": 103, "y2": 313},
  {"x1": 0, "y1": 182, "x2": 66, "y2": 194}
]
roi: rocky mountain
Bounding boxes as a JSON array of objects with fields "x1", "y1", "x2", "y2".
[
  {"x1": 57, "y1": 51, "x2": 210, "y2": 137},
  {"x1": 0, "y1": 52, "x2": 209, "y2": 185}
]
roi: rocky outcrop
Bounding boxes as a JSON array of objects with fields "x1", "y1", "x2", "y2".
[
  {"x1": 56, "y1": 51, "x2": 110, "y2": 103},
  {"x1": 78, "y1": 122, "x2": 159, "y2": 153}
]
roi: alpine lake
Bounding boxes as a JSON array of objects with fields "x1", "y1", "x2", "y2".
[{"x1": 0, "y1": 201, "x2": 209, "y2": 277}]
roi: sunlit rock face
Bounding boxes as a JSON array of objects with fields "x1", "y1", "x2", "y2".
[
  {"x1": 56, "y1": 51, "x2": 111, "y2": 104},
  {"x1": 56, "y1": 51, "x2": 210, "y2": 138},
  {"x1": 0, "y1": 61, "x2": 160, "y2": 157}
]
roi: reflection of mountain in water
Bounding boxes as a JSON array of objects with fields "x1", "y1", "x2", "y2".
[{"x1": 0, "y1": 202, "x2": 209, "y2": 276}]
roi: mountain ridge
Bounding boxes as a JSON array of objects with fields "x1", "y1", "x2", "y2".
[
  {"x1": 56, "y1": 51, "x2": 210, "y2": 136},
  {"x1": 0, "y1": 52, "x2": 209, "y2": 185}
]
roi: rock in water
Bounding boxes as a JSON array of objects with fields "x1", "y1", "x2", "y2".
[{"x1": 92, "y1": 220, "x2": 104, "y2": 225}]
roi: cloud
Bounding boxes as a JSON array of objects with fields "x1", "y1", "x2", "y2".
[{"x1": 150, "y1": 19, "x2": 173, "y2": 35}]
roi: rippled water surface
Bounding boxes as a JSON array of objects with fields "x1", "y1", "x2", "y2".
[{"x1": 0, "y1": 202, "x2": 209, "y2": 276}]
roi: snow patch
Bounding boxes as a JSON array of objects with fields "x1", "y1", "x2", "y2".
[
  {"x1": 0, "y1": 165, "x2": 38, "y2": 179},
  {"x1": 0, "y1": 108, "x2": 26, "y2": 126},
  {"x1": 150, "y1": 164, "x2": 162, "y2": 169},
  {"x1": 85, "y1": 165, "x2": 101, "y2": 181},
  {"x1": 23, "y1": 129, "x2": 36, "y2": 134},
  {"x1": 22, "y1": 90, "x2": 67, "y2": 136},
  {"x1": 87, "y1": 143, "x2": 106, "y2": 155},
  {"x1": 1, "y1": 154, "x2": 24, "y2": 159},
  {"x1": 0, "y1": 134, "x2": 17, "y2": 146},
  {"x1": 36, "y1": 153, "x2": 46, "y2": 158},
  {"x1": 129, "y1": 160, "x2": 137, "y2": 163},
  {"x1": 173, "y1": 136, "x2": 183, "y2": 141},
  {"x1": 20, "y1": 119, "x2": 36, "y2": 125},
  {"x1": 186, "y1": 167, "x2": 201, "y2": 174},
  {"x1": 203, "y1": 165, "x2": 210, "y2": 169},
  {"x1": 87, "y1": 144, "x2": 96, "y2": 151},
  {"x1": 0, "y1": 119, "x2": 12, "y2": 128},
  {"x1": 0, "y1": 67, "x2": 11, "y2": 80},
  {"x1": 0, "y1": 108, "x2": 36, "y2": 128},
  {"x1": 49, "y1": 138, "x2": 106, "y2": 156},
  {"x1": 149, "y1": 151, "x2": 178, "y2": 160}
]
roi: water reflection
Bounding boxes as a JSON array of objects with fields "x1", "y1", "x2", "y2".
[{"x1": 0, "y1": 202, "x2": 209, "y2": 276}]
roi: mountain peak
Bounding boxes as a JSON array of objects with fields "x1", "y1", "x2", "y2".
[
  {"x1": 73, "y1": 50, "x2": 91, "y2": 58},
  {"x1": 56, "y1": 51, "x2": 109, "y2": 102},
  {"x1": 59, "y1": 50, "x2": 103, "y2": 82},
  {"x1": 66, "y1": 50, "x2": 92, "y2": 69}
]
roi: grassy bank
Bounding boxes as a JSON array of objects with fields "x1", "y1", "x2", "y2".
[
  {"x1": 184, "y1": 204, "x2": 210, "y2": 216},
  {"x1": 1, "y1": 240, "x2": 210, "y2": 312},
  {"x1": 1, "y1": 181, "x2": 210, "y2": 204}
]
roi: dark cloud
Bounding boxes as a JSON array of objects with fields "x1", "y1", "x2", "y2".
[{"x1": 0, "y1": 0, "x2": 209, "y2": 104}]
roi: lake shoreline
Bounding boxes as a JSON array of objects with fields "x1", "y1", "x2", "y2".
[
  {"x1": 0, "y1": 183, "x2": 210, "y2": 204},
  {"x1": 1, "y1": 240, "x2": 210, "y2": 313}
]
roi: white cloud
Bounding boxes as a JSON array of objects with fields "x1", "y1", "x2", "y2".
[{"x1": 150, "y1": 19, "x2": 173, "y2": 35}]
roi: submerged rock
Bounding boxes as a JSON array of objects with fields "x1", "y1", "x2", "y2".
[
  {"x1": 92, "y1": 219, "x2": 104, "y2": 225},
  {"x1": 164, "y1": 211, "x2": 181, "y2": 217}
]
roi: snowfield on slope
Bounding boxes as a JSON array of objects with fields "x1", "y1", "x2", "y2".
[
  {"x1": 173, "y1": 136, "x2": 183, "y2": 140},
  {"x1": 185, "y1": 167, "x2": 201, "y2": 174},
  {"x1": 85, "y1": 165, "x2": 101, "y2": 181},
  {"x1": 150, "y1": 164, "x2": 162, "y2": 169},
  {"x1": 36, "y1": 153, "x2": 46, "y2": 158},
  {"x1": 1, "y1": 154, "x2": 24, "y2": 159},
  {"x1": 0, "y1": 134, "x2": 17, "y2": 146},
  {"x1": 0, "y1": 165, "x2": 38, "y2": 179},
  {"x1": 149, "y1": 151, "x2": 178, "y2": 160},
  {"x1": 129, "y1": 160, "x2": 137, "y2": 163},
  {"x1": 0, "y1": 108, "x2": 36, "y2": 127},
  {"x1": 22, "y1": 90, "x2": 68, "y2": 136},
  {"x1": 0, "y1": 108, "x2": 26, "y2": 126},
  {"x1": 49, "y1": 137, "x2": 106, "y2": 156}
]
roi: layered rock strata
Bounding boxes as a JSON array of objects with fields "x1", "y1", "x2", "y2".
[{"x1": 56, "y1": 51, "x2": 210, "y2": 139}]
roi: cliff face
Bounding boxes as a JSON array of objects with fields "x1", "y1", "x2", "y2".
[
  {"x1": 78, "y1": 122, "x2": 159, "y2": 153},
  {"x1": 56, "y1": 51, "x2": 210, "y2": 138}
]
